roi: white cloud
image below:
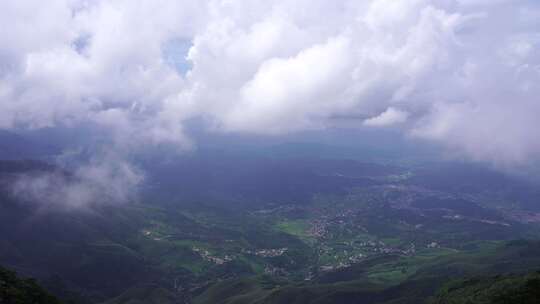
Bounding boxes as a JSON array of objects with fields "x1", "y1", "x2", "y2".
[
  {"x1": 223, "y1": 36, "x2": 353, "y2": 133},
  {"x1": 0, "y1": 0, "x2": 539, "y2": 170}
]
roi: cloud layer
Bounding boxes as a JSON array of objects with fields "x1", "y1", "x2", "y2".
[{"x1": 1, "y1": 0, "x2": 540, "y2": 169}]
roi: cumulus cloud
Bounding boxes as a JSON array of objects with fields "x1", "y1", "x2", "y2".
[{"x1": 1, "y1": 0, "x2": 540, "y2": 172}]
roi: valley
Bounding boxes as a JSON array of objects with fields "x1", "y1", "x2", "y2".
[{"x1": 3, "y1": 154, "x2": 540, "y2": 303}]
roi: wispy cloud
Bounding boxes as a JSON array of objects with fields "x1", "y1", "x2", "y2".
[
  {"x1": 10, "y1": 154, "x2": 143, "y2": 209},
  {"x1": 364, "y1": 108, "x2": 409, "y2": 127}
]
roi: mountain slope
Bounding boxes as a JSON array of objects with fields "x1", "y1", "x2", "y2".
[{"x1": 0, "y1": 265, "x2": 63, "y2": 304}]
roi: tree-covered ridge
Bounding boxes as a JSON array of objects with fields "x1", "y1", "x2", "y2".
[
  {"x1": 430, "y1": 271, "x2": 540, "y2": 304},
  {"x1": 0, "y1": 266, "x2": 62, "y2": 304}
]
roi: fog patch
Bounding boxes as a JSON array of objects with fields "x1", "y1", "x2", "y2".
[{"x1": 10, "y1": 157, "x2": 143, "y2": 210}]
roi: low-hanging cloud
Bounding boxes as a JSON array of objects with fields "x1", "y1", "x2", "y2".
[
  {"x1": 1, "y1": 0, "x2": 540, "y2": 176},
  {"x1": 10, "y1": 154, "x2": 144, "y2": 209}
]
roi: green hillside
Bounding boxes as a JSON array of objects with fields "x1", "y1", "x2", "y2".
[
  {"x1": 193, "y1": 241, "x2": 540, "y2": 304},
  {"x1": 430, "y1": 272, "x2": 540, "y2": 304}
]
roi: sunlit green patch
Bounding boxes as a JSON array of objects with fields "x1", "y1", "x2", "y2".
[{"x1": 274, "y1": 219, "x2": 315, "y2": 243}]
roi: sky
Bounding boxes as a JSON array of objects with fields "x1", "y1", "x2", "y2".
[{"x1": 1, "y1": 0, "x2": 540, "y2": 206}]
